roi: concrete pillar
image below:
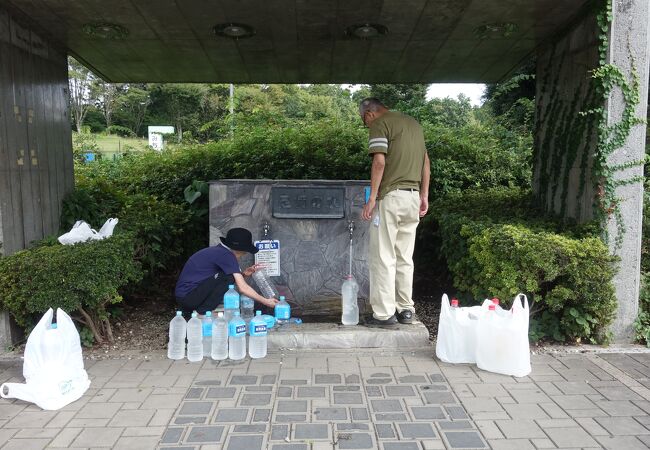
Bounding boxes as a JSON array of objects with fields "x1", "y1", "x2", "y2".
[
  {"x1": 607, "y1": 0, "x2": 650, "y2": 340},
  {"x1": 0, "y1": 6, "x2": 73, "y2": 349},
  {"x1": 534, "y1": 0, "x2": 650, "y2": 342}
]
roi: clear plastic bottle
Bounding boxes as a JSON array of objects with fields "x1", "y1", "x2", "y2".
[
  {"x1": 202, "y1": 311, "x2": 213, "y2": 356},
  {"x1": 224, "y1": 284, "x2": 240, "y2": 323},
  {"x1": 252, "y1": 269, "x2": 278, "y2": 299},
  {"x1": 211, "y1": 312, "x2": 228, "y2": 360},
  {"x1": 187, "y1": 311, "x2": 203, "y2": 362},
  {"x1": 275, "y1": 295, "x2": 291, "y2": 324},
  {"x1": 228, "y1": 311, "x2": 247, "y2": 360},
  {"x1": 248, "y1": 311, "x2": 268, "y2": 359},
  {"x1": 341, "y1": 275, "x2": 359, "y2": 326},
  {"x1": 167, "y1": 311, "x2": 187, "y2": 360},
  {"x1": 240, "y1": 295, "x2": 255, "y2": 322}
]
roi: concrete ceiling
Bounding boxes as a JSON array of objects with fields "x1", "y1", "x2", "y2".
[{"x1": 4, "y1": 0, "x2": 591, "y2": 83}]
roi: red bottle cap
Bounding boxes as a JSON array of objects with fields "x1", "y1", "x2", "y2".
[
  {"x1": 488, "y1": 304, "x2": 496, "y2": 311},
  {"x1": 451, "y1": 299, "x2": 459, "y2": 307},
  {"x1": 491, "y1": 298, "x2": 500, "y2": 305}
]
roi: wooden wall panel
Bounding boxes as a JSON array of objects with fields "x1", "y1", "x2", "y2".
[{"x1": 0, "y1": 6, "x2": 72, "y2": 254}]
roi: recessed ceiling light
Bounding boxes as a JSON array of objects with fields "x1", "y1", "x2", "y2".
[
  {"x1": 346, "y1": 23, "x2": 389, "y2": 39},
  {"x1": 213, "y1": 23, "x2": 256, "y2": 39},
  {"x1": 82, "y1": 23, "x2": 129, "y2": 39},
  {"x1": 474, "y1": 22, "x2": 518, "y2": 39}
]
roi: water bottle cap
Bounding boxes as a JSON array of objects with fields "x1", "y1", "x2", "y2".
[
  {"x1": 192, "y1": 312, "x2": 198, "y2": 317},
  {"x1": 345, "y1": 274, "x2": 353, "y2": 280},
  {"x1": 491, "y1": 298, "x2": 500, "y2": 305},
  {"x1": 451, "y1": 299, "x2": 459, "y2": 307},
  {"x1": 280, "y1": 296, "x2": 285, "y2": 301},
  {"x1": 176, "y1": 311, "x2": 182, "y2": 316},
  {"x1": 488, "y1": 304, "x2": 496, "y2": 311},
  {"x1": 205, "y1": 311, "x2": 212, "y2": 316},
  {"x1": 256, "y1": 311, "x2": 262, "y2": 316},
  {"x1": 228, "y1": 284, "x2": 235, "y2": 289},
  {"x1": 50, "y1": 323, "x2": 58, "y2": 329}
]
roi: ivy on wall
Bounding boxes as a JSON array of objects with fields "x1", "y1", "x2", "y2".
[{"x1": 535, "y1": 0, "x2": 645, "y2": 249}]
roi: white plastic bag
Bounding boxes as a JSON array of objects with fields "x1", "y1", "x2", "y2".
[
  {"x1": 58, "y1": 218, "x2": 118, "y2": 245},
  {"x1": 475, "y1": 294, "x2": 531, "y2": 377},
  {"x1": 1, "y1": 308, "x2": 91, "y2": 410},
  {"x1": 98, "y1": 218, "x2": 118, "y2": 238},
  {"x1": 436, "y1": 294, "x2": 481, "y2": 364}
]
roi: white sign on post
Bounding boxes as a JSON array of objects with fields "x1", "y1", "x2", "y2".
[
  {"x1": 148, "y1": 126, "x2": 174, "y2": 151},
  {"x1": 254, "y1": 240, "x2": 280, "y2": 276}
]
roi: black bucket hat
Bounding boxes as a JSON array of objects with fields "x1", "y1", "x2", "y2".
[{"x1": 220, "y1": 228, "x2": 259, "y2": 254}]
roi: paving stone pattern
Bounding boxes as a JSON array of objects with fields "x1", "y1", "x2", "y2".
[{"x1": 0, "y1": 349, "x2": 650, "y2": 448}]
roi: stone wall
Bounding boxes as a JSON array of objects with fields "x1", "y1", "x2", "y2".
[{"x1": 210, "y1": 180, "x2": 371, "y2": 317}]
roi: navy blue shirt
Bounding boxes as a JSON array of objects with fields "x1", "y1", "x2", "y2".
[{"x1": 175, "y1": 244, "x2": 240, "y2": 298}]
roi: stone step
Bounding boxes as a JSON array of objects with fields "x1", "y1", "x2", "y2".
[{"x1": 267, "y1": 320, "x2": 430, "y2": 350}]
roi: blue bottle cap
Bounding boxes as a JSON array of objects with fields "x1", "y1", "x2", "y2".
[
  {"x1": 191, "y1": 312, "x2": 198, "y2": 318},
  {"x1": 256, "y1": 311, "x2": 262, "y2": 316},
  {"x1": 176, "y1": 311, "x2": 182, "y2": 316},
  {"x1": 205, "y1": 311, "x2": 212, "y2": 316},
  {"x1": 50, "y1": 323, "x2": 58, "y2": 329},
  {"x1": 280, "y1": 296, "x2": 285, "y2": 301},
  {"x1": 228, "y1": 284, "x2": 235, "y2": 289}
]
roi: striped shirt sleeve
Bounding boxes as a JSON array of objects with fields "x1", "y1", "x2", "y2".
[{"x1": 368, "y1": 121, "x2": 389, "y2": 154}]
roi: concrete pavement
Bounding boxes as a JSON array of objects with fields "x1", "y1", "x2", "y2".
[{"x1": 0, "y1": 346, "x2": 649, "y2": 449}]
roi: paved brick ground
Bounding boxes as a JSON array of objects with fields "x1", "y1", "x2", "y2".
[{"x1": 0, "y1": 348, "x2": 649, "y2": 449}]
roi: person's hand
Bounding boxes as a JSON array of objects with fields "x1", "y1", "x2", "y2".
[
  {"x1": 261, "y1": 297, "x2": 279, "y2": 308},
  {"x1": 419, "y1": 195, "x2": 429, "y2": 217},
  {"x1": 362, "y1": 198, "x2": 376, "y2": 221},
  {"x1": 242, "y1": 263, "x2": 264, "y2": 277}
]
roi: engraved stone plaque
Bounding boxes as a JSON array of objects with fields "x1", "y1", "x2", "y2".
[{"x1": 272, "y1": 186, "x2": 345, "y2": 218}]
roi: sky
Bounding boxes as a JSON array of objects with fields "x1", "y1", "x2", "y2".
[{"x1": 427, "y1": 83, "x2": 486, "y2": 106}]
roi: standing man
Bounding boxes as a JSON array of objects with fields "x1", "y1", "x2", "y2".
[
  {"x1": 360, "y1": 98, "x2": 430, "y2": 326},
  {"x1": 175, "y1": 227, "x2": 279, "y2": 318}
]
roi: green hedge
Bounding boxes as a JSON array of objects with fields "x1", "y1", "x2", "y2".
[
  {"x1": 0, "y1": 234, "x2": 142, "y2": 344},
  {"x1": 430, "y1": 187, "x2": 617, "y2": 344}
]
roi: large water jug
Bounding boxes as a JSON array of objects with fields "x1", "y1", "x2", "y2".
[
  {"x1": 224, "y1": 285, "x2": 240, "y2": 323},
  {"x1": 202, "y1": 311, "x2": 213, "y2": 356},
  {"x1": 248, "y1": 311, "x2": 268, "y2": 359},
  {"x1": 252, "y1": 269, "x2": 278, "y2": 298},
  {"x1": 341, "y1": 275, "x2": 359, "y2": 326},
  {"x1": 275, "y1": 296, "x2": 291, "y2": 324},
  {"x1": 187, "y1": 312, "x2": 203, "y2": 362},
  {"x1": 167, "y1": 311, "x2": 187, "y2": 360},
  {"x1": 211, "y1": 312, "x2": 228, "y2": 360},
  {"x1": 240, "y1": 295, "x2": 255, "y2": 322},
  {"x1": 228, "y1": 311, "x2": 247, "y2": 360}
]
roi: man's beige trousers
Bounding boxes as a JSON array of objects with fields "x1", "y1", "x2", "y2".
[{"x1": 368, "y1": 189, "x2": 420, "y2": 320}]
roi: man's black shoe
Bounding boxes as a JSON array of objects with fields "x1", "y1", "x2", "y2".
[
  {"x1": 365, "y1": 315, "x2": 398, "y2": 327},
  {"x1": 397, "y1": 310, "x2": 414, "y2": 324}
]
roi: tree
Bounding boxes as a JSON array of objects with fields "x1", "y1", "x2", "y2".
[
  {"x1": 369, "y1": 84, "x2": 429, "y2": 113},
  {"x1": 94, "y1": 80, "x2": 122, "y2": 131},
  {"x1": 116, "y1": 86, "x2": 150, "y2": 136},
  {"x1": 68, "y1": 57, "x2": 97, "y2": 132}
]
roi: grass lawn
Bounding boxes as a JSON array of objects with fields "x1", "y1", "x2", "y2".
[{"x1": 95, "y1": 134, "x2": 149, "y2": 155}]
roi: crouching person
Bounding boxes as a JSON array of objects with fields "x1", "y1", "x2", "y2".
[{"x1": 175, "y1": 227, "x2": 279, "y2": 318}]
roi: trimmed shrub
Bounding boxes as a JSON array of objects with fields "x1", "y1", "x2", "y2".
[
  {"x1": 431, "y1": 187, "x2": 617, "y2": 344},
  {"x1": 0, "y1": 234, "x2": 142, "y2": 344}
]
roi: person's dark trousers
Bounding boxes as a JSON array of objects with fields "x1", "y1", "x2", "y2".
[{"x1": 176, "y1": 271, "x2": 234, "y2": 319}]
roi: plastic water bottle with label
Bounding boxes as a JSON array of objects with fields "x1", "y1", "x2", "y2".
[
  {"x1": 274, "y1": 296, "x2": 291, "y2": 324},
  {"x1": 202, "y1": 311, "x2": 213, "y2": 356},
  {"x1": 228, "y1": 311, "x2": 247, "y2": 360},
  {"x1": 372, "y1": 214, "x2": 380, "y2": 227},
  {"x1": 341, "y1": 275, "x2": 359, "y2": 325},
  {"x1": 252, "y1": 269, "x2": 278, "y2": 299},
  {"x1": 248, "y1": 311, "x2": 268, "y2": 359},
  {"x1": 240, "y1": 295, "x2": 255, "y2": 322},
  {"x1": 223, "y1": 284, "x2": 240, "y2": 323},
  {"x1": 211, "y1": 312, "x2": 228, "y2": 360},
  {"x1": 167, "y1": 311, "x2": 187, "y2": 360},
  {"x1": 187, "y1": 312, "x2": 203, "y2": 362}
]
